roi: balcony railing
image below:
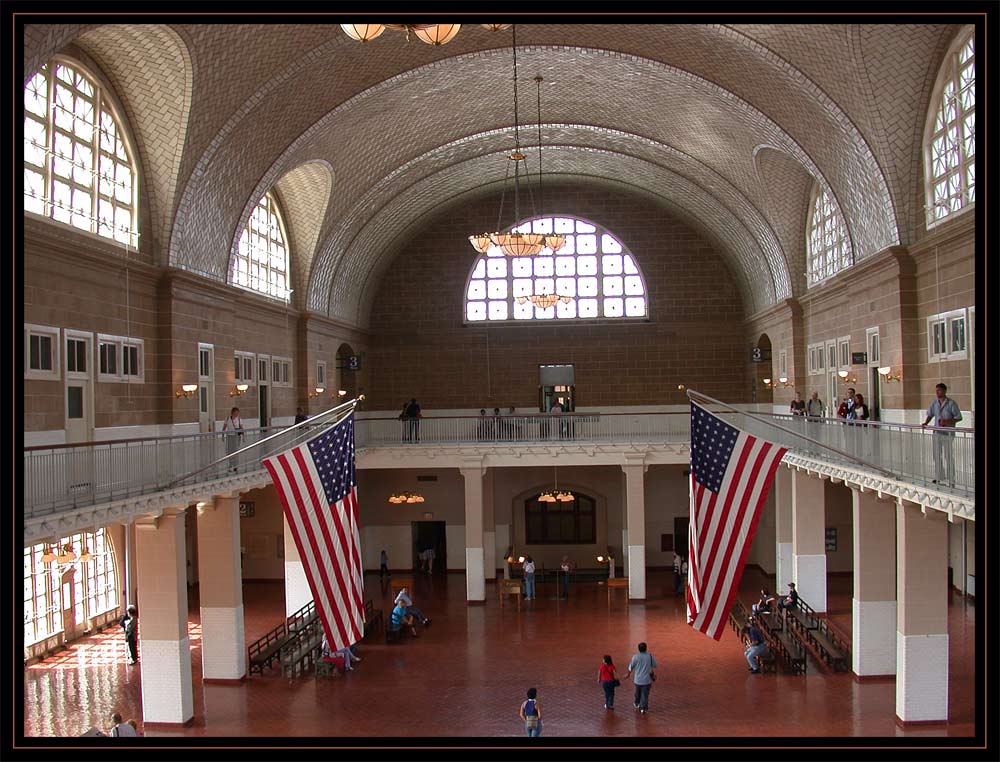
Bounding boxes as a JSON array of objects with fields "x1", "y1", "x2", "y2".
[{"x1": 23, "y1": 409, "x2": 973, "y2": 518}]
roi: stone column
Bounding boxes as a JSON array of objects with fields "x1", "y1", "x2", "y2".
[
  {"x1": 134, "y1": 509, "x2": 193, "y2": 724},
  {"x1": 622, "y1": 457, "x2": 647, "y2": 599},
  {"x1": 283, "y1": 514, "x2": 311, "y2": 617},
  {"x1": 196, "y1": 495, "x2": 246, "y2": 680},
  {"x1": 460, "y1": 460, "x2": 486, "y2": 602},
  {"x1": 791, "y1": 468, "x2": 827, "y2": 612},
  {"x1": 774, "y1": 466, "x2": 793, "y2": 588},
  {"x1": 483, "y1": 468, "x2": 496, "y2": 581},
  {"x1": 620, "y1": 469, "x2": 629, "y2": 574},
  {"x1": 851, "y1": 487, "x2": 896, "y2": 676},
  {"x1": 896, "y1": 500, "x2": 949, "y2": 723}
]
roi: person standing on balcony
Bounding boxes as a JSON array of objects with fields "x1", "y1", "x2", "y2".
[
  {"x1": 806, "y1": 392, "x2": 825, "y2": 419},
  {"x1": 836, "y1": 388, "x2": 856, "y2": 419},
  {"x1": 404, "y1": 398, "x2": 421, "y2": 443},
  {"x1": 294, "y1": 407, "x2": 309, "y2": 424},
  {"x1": 223, "y1": 406, "x2": 244, "y2": 472},
  {"x1": 790, "y1": 392, "x2": 806, "y2": 417},
  {"x1": 922, "y1": 382, "x2": 963, "y2": 487}
]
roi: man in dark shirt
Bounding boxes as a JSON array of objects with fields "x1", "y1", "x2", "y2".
[
  {"x1": 744, "y1": 619, "x2": 767, "y2": 674},
  {"x1": 404, "y1": 398, "x2": 421, "y2": 442},
  {"x1": 778, "y1": 582, "x2": 799, "y2": 611}
]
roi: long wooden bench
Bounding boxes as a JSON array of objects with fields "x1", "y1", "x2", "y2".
[
  {"x1": 363, "y1": 599, "x2": 383, "y2": 642},
  {"x1": 248, "y1": 622, "x2": 288, "y2": 675},
  {"x1": 729, "y1": 601, "x2": 749, "y2": 635},
  {"x1": 791, "y1": 595, "x2": 852, "y2": 673},
  {"x1": 758, "y1": 612, "x2": 806, "y2": 675},
  {"x1": 807, "y1": 626, "x2": 850, "y2": 672}
]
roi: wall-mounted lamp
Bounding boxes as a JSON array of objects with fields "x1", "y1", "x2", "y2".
[
  {"x1": 175, "y1": 384, "x2": 198, "y2": 398},
  {"x1": 230, "y1": 383, "x2": 249, "y2": 397},
  {"x1": 878, "y1": 366, "x2": 902, "y2": 383},
  {"x1": 337, "y1": 389, "x2": 348, "y2": 397},
  {"x1": 309, "y1": 386, "x2": 326, "y2": 398},
  {"x1": 837, "y1": 370, "x2": 859, "y2": 384},
  {"x1": 763, "y1": 377, "x2": 792, "y2": 389},
  {"x1": 676, "y1": 384, "x2": 686, "y2": 392}
]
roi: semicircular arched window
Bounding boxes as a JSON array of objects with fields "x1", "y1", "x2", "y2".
[
  {"x1": 23, "y1": 59, "x2": 139, "y2": 246},
  {"x1": 230, "y1": 191, "x2": 291, "y2": 300},
  {"x1": 806, "y1": 185, "x2": 853, "y2": 287},
  {"x1": 464, "y1": 216, "x2": 649, "y2": 322}
]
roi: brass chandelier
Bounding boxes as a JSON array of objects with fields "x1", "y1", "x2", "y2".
[
  {"x1": 468, "y1": 25, "x2": 565, "y2": 258},
  {"x1": 517, "y1": 291, "x2": 572, "y2": 310},
  {"x1": 388, "y1": 491, "x2": 425, "y2": 504},
  {"x1": 538, "y1": 465, "x2": 574, "y2": 503}
]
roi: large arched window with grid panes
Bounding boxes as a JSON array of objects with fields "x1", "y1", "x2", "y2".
[
  {"x1": 230, "y1": 192, "x2": 291, "y2": 300},
  {"x1": 924, "y1": 27, "x2": 975, "y2": 229},
  {"x1": 465, "y1": 216, "x2": 648, "y2": 322},
  {"x1": 24, "y1": 529, "x2": 117, "y2": 647},
  {"x1": 23, "y1": 59, "x2": 139, "y2": 246},
  {"x1": 806, "y1": 186, "x2": 852, "y2": 287}
]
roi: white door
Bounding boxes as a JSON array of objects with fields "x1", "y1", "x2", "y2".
[
  {"x1": 64, "y1": 332, "x2": 93, "y2": 443},
  {"x1": 198, "y1": 344, "x2": 215, "y2": 433},
  {"x1": 969, "y1": 307, "x2": 975, "y2": 418}
]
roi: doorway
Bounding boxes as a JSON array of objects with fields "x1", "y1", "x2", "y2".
[
  {"x1": 673, "y1": 516, "x2": 690, "y2": 559},
  {"x1": 198, "y1": 343, "x2": 215, "y2": 432},
  {"x1": 540, "y1": 384, "x2": 575, "y2": 413},
  {"x1": 257, "y1": 354, "x2": 271, "y2": 427},
  {"x1": 64, "y1": 331, "x2": 93, "y2": 443},
  {"x1": 411, "y1": 521, "x2": 446, "y2": 575}
]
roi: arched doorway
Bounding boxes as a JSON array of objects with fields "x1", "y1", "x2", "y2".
[
  {"x1": 752, "y1": 333, "x2": 773, "y2": 407},
  {"x1": 336, "y1": 343, "x2": 357, "y2": 400}
]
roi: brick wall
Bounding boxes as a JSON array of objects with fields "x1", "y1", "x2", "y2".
[{"x1": 365, "y1": 183, "x2": 748, "y2": 410}]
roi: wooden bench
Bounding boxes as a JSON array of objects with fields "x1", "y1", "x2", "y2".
[
  {"x1": 783, "y1": 605, "x2": 817, "y2": 634},
  {"x1": 499, "y1": 579, "x2": 522, "y2": 610},
  {"x1": 758, "y1": 613, "x2": 806, "y2": 675},
  {"x1": 808, "y1": 627, "x2": 849, "y2": 672},
  {"x1": 389, "y1": 577, "x2": 414, "y2": 598},
  {"x1": 314, "y1": 647, "x2": 345, "y2": 679},
  {"x1": 729, "y1": 601, "x2": 748, "y2": 635},
  {"x1": 363, "y1": 599, "x2": 383, "y2": 642},
  {"x1": 247, "y1": 622, "x2": 287, "y2": 675},
  {"x1": 606, "y1": 577, "x2": 629, "y2": 610}
]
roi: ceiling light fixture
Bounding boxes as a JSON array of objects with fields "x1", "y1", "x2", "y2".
[
  {"x1": 533, "y1": 75, "x2": 566, "y2": 254},
  {"x1": 516, "y1": 291, "x2": 572, "y2": 310},
  {"x1": 388, "y1": 491, "x2": 425, "y2": 504},
  {"x1": 341, "y1": 23, "x2": 506, "y2": 46},
  {"x1": 469, "y1": 25, "x2": 547, "y2": 258},
  {"x1": 539, "y1": 464, "x2": 574, "y2": 503}
]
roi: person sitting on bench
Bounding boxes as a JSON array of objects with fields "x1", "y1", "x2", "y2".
[
  {"x1": 321, "y1": 636, "x2": 362, "y2": 672},
  {"x1": 743, "y1": 618, "x2": 767, "y2": 674},
  {"x1": 394, "y1": 587, "x2": 431, "y2": 626},
  {"x1": 390, "y1": 600, "x2": 420, "y2": 638},
  {"x1": 777, "y1": 582, "x2": 799, "y2": 611},
  {"x1": 752, "y1": 588, "x2": 775, "y2": 616}
]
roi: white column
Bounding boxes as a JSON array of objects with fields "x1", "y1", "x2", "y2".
[
  {"x1": 896, "y1": 500, "x2": 949, "y2": 723},
  {"x1": 483, "y1": 468, "x2": 496, "y2": 580},
  {"x1": 461, "y1": 460, "x2": 486, "y2": 602},
  {"x1": 197, "y1": 495, "x2": 246, "y2": 680},
  {"x1": 774, "y1": 466, "x2": 793, "y2": 588},
  {"x1": 622, "y1": 457, "x2": 646, "y2": 600},
  {"x1": 851, "y1": 488, "x2": 896, "y2": 677},
  {"x1": 283, "y1": 515, "x2": 311, "y2": 617},
  {"x1": 791, "y1": 468, "x2": 827, "y2": 612},
  {"x1": 134, "y1": 509, "x2": 194, "y2": 724}
]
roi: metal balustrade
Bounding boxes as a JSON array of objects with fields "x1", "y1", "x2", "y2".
[{"x1": 23, "y1": 407, "x2": 973, "y2": 518}]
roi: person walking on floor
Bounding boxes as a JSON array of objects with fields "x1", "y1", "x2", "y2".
[
  {"x1": 379, "y1": 549, "x2": 389, "y2": 580},
  {"x1": 560, "y1": 556, "x2": 575, "y2": 598},
  {"x1": 625, "y1": 641, "x2": 658, "y2": 714},
  {"x1": 519, "y1": 687, "x2": 543, "y2": 737},
  {"x1": 120, "y1": 605, "x2": 138, "y2": 665},
  {"x1": 108, "y1": 712, "x2": 137, "y2": 737},
  {"x1": 522, "y1": 555, "x2": 536, "y2": 600},
  {"x1": 599, "y1": 654, "x2": 620, "y2": 710}
]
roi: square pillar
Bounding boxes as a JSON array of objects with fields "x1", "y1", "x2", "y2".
[
  {"x1": 851, "y1": 488, "x2": 896, "y2": 677},
  {"x1": 283, "y1": 514, "x2": 311, "y2": 617},
  {"x1": 791, "y1": 468, "x2": 827, "y2": 612},
  {"x1": 774, "y1": 466, "x2": 793, "y2": 588},
  {"x1": 197, "y1": 495, "x2": 246, "y2": 680},
  {"x1": 896, "y1": 500, "x2": 949, "y2": 723},
  {"x1": 483, "y1": 468, "x2": 496, "y2": 581},
  {"x1": 134, "y1": 509, "x2": 194, "y2": 724},
  {"x1": 622, "y1": 458, "x2": 646, "y2": 600},
  {"x1": 461, "y1": 461, "x2": 485, "y2": 602}
]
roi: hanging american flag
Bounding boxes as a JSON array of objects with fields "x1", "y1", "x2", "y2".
[
  {"x1": 262, "y1": 413, "x2": 364, "y2": 651},
  {"x1": 686, "y1": 402, "x2": 787, "y2": 640}
]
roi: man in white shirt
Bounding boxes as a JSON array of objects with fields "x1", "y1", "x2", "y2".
[
  {"x1": 394, "y1": 587, "x2": 430, "y2": 626},
  {"x1": 109, "y1": 712, "x2": 137, "y2": 737},
  {"x1": 222, "y1": 406, "x2": 245, "y2": 472},
  {"x1": 921, "y1": 382, "x2": 963, "y2": 486}
]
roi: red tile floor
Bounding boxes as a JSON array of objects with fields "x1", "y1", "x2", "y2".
[{"x1": 23, "y1": 570, "x2": 976, "y2": 740}]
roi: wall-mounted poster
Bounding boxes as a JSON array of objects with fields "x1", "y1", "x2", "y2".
[
  {"x1": 825, "y1": 527, "x2": 838, "y2": 552},
  {"x1": 239, "y1": 501, "x2": 255, "y2": 518}
]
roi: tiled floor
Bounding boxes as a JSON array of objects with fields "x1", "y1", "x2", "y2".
[{"x1": 23, "y1": 570, "x2": 976, "y2": 739}]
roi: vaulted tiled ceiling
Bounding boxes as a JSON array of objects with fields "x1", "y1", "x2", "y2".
[{"x1": 23, "y1": 21, "x2": 962, "y2": 325}]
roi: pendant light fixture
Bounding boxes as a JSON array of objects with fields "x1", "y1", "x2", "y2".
[
  {"x1": 538, "y1": 464, "x2": 574, "y2": 503},
  {"x1": 534, "y1": 75, "x2": 566, "y2": 254}
]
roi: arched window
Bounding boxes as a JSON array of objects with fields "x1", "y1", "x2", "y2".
[
  {"x1": 23, "y1": 59, "x2": 139, "y2": 247},
  {"x1": 525, "y1": 493, "x2": 596, "y2": 544},
  {"x1": 231, "y1": 192, "x2": 291, "y2": 300},
  {"x1": 924, "y1": 27, "x2": 975, "y2": 228},
  {"x1": 806, "y1": 186, "x2": 852, "y2": 286},
  {"x1": 465, "y1": 216, "x2": 648, "y2": 322},
  {"x1": 24, "y1": 529, "x2": 117, "y2": 646}
]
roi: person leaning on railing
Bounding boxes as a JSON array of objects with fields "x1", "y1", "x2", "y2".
[
  {"x1": 922, "y1": 382, "x2": 963, "y2": 487},
  {"x1": 806, "y1": 392, "x2": 825, "y2": 420}
]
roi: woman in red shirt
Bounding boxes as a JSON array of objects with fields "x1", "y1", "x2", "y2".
[{"x1": 599, "y1": 654, "x2": 620, "y2": 709}]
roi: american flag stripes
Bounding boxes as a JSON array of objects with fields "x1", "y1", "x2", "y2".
[
  {"x1": 686, "y1": 402, "x2": 788, "y2": 640},
  {"x1": 262, "y1": 414, "x2": 364, "y2": 651}
]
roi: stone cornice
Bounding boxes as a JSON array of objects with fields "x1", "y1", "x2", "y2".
[
  {"x1": 743, "y1": 298, "x2": 802, "y2": 328},
  {"x1": 796, "y1": 246, "x2": 911, "y2": 312},
  {"x1": 780, "y1": 453, "x2": 974, "y2": 522},
  {"x1": 299, "y1": 312, "x2": 370, "y2": 340}
]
